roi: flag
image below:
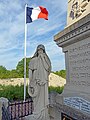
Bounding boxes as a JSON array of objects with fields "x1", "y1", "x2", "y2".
[{"x1": 26, "y1": 6, "x2": 48, "y2": 23}]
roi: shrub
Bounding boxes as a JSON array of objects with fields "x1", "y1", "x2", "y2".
[
  {"x1": 0, "y1": 85, "x2": 64, "y2": 100},
  {"x1": 48, "y1": 86, "x2": 64, "y2": 94},
  {"x1": 0, "y1": 84, "x2": 29, "y2": 100}
]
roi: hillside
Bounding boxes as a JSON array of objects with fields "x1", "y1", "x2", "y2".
[
  {"x1": 0, "y1": 73, "x2": 66, "y2": 87},
  {"x1": 49, "y1": 73, "x2": 66, "y2": 87}
]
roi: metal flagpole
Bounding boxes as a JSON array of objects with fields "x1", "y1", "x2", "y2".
[{"x1": 24, "y1": 4, "x2": 27, "y2": 101}]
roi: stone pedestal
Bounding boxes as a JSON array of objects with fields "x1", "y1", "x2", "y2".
[
  {"x1": 54, "y1": 13, "x2": 90, "y2": 119},
  {"x1": 25, "y1": 108, "x2": 50, "y2": 120},
  {"x1": 49, "y1": 92, "x2": 90, "y2": 120}
]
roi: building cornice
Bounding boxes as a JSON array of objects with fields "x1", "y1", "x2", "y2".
[{"x1": 54, "y1": 14, "x2": 90, "y2": 47}]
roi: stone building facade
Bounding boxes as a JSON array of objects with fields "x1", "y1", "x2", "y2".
[{"x1": 52, "y1": 0, "x2": 90, "y2": 119}]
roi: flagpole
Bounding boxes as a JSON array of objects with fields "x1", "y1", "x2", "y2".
[{"x1": 24, "y1": 4, "x2": 27, "y2": 101}]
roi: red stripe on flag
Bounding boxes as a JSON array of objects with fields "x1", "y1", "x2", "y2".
[{"x1": 38, "y1": 6, "x2": 48, "y2": 20}]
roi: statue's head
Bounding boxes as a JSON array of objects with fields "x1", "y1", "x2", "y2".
[
  {"x1": 33, "y1": 44, "x2": 46, "y2": 57},
  {"x1": 37, "y1": 44, "x2": 45, "y2": 54}
]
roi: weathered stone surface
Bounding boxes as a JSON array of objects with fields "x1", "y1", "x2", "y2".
[
  {"x1": 49, "y1": 92, "x2": 90, "y2": 120},
  {"x1": 54, "y1": 14, "x2": 90, "y2": 100},
  {"x1": 67, "y1": 0, "x2": 90, "y2": 26},
  {"x1": 54, "y1": 1, "x2": 90, "y2": 119},
  {"x1": 0, "y1": 97, "x2": 8, "y2": 120},
  {"x1": 27, "y1": 44, "x2": 51, "y2": 120}
]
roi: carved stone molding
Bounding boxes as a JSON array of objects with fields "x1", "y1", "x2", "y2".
[{"x1": 54, "y1": 14, "x2": 90, "y2": 47}]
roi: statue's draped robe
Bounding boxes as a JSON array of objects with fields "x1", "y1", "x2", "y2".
[{"x1": 28, "y1": 54, "x2": 51, "y2": 120}]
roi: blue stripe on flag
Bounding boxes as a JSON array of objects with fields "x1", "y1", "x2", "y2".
[{"x1": 26, "y1": 7, "x2": 33, "y2": 23}]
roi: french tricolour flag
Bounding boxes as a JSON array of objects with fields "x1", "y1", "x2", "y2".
[{"x1": 26, "y1": 6, "x2": 48, "y2": 23}]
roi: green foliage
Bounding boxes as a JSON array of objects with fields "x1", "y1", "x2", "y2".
[
  {"x1": 53, "y1": 70, "x2": 66, "y2": 79},
  {"x1": 0, "y1": 57, "x2": 65, "y2": 79},
  {"x1": 0, "y1": 66, "x2": 7, "y2": 71},
  {"x1": 10, "y1": 70, "x2": 19, "y2": 78},
  {"x1": 0, "y1": 85, "x2": 64, "y2": 100},
  {"x1": 0, "y1": 84, "x2": 29, "y2": 100},
  {"x1": 48, "y1": 86, "x2": 64, "y2": 94},
  {"x1": 0, "y1": 66, "x2": 9, "y2": 79},
  {"x1": 16, "y1": 59, "x2": 24, "y2": 78},
  {"x1": 16, "y1": 58, "x2": 31, "y2": 78},
  {"x1": 0, "y1": 58, "x2": 31, "y2": 79}
]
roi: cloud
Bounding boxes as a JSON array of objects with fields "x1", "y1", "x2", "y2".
[{"x1": 0, "y1": 0, "x2": 67, "y2": 71}]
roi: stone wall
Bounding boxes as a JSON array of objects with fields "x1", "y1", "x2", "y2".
[
  {"x1": 54, "y1": 13, "x2": 90, "y2": 113},
  {"x1": 49, "y1": 92, "x2": 90, "y2": 120}
]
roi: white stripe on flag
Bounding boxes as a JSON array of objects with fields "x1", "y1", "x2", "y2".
[{"x1": 31, "y1": 7, "x2": 41, "y2": 21}]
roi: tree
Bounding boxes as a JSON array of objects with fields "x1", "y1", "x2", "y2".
[
  {"x1": 0, "y1": 66, "x2": 7, "y2": 72},
  {"x1": 53, "y1": 70, "x2": 66, "y2": 79},
  {"x1": 16, "y1": 58, "x2": 31, "y2": 78},
  {"x1": 59, "y1": 70, "x2": 66, "y2": 79},
  {"x1": 0, "y1": 66, "x2": 7, "y2": 79},
  {"x1": 9, "y1": 69, "x2": 19, "y2": 78},
  {"x1": 0, "y1": 57, "x2": 31, "y2": 79}
]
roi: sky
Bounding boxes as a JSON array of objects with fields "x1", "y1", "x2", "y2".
[{"x1": 0, "y1": 0, "x2": 67, "y2": 71}]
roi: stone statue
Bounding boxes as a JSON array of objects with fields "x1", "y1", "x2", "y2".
[{"x1": 27, "y1": 44, "x2": 51, "y2": 120}]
